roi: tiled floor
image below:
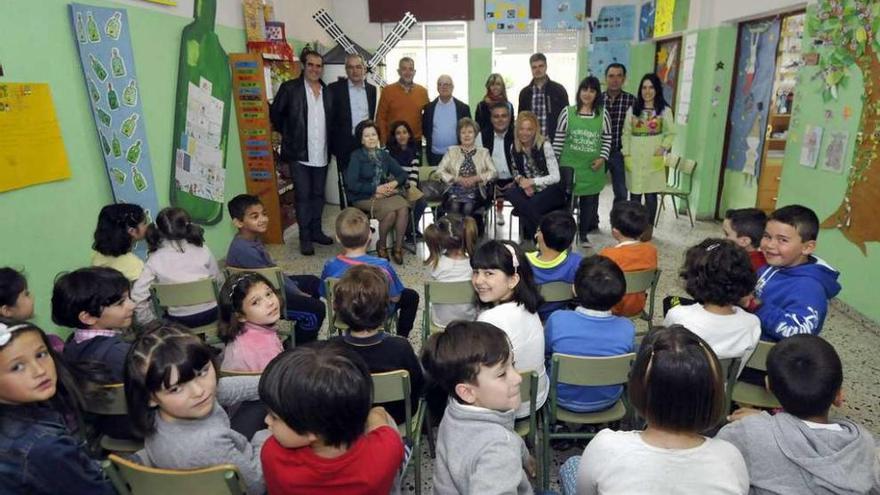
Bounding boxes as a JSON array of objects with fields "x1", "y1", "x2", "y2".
[{"x1": 266, "y1": 187, "x2": 880, "y2": 492}]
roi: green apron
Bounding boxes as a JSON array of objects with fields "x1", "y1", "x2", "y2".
[{"x1": 559, "y1": 105, "x2": 605, "y2": 196}]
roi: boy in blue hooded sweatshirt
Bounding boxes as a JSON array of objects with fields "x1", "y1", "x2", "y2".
[{"x1": 741, "y1": 205, "x2": 841, "y2": 341}]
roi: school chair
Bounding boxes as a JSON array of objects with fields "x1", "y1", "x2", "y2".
[
  {"x1": 539, "y1": 281, "x2": 574, "y2": 306},
  {"x1": 714, "y1": 357, "x2": 743, "y2": 429},
  {"x1": 80, "y1": 382, "x2": 143, "y2": 454},
  {"x1": 731, "y1": 341, "x2": 781, "y2": 409},
  {"x1": 150, "y1": 278, "x2": 220, "y2": 344},
  {"x1": 624, "y1": 268, "x2": 661, "y2": 335},
  {"x1": 217, "y1": 369, "x2": 262, "y2": 378},
  {"x1": 325, "y1": 277, "x2": 397, "y2": 336},
  {"x1": 102, "y1": 453, "x2": 247, "y2": 495},
  {"x1": 421, "y1": 279, "x2": 477, "y2": 342},
  {"x1": 515, "y1": 370, "x2": 541, "y2": 485},
  {"x1": 371, "y1": 370, "x2": 431, "y2": 495},
  {"x1": 540, "y1": 352, "x2": 636, "y2": 490},
  {"x1": 656, "y1": 157, "x2": 697, "y2": 228},
  {"x1": 224, "y1": 266, "x2": 293, "y2": 340}
]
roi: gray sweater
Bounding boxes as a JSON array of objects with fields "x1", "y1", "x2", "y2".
[
  {"x1": 717, "y1": 411, "x2": 880, "y2": 495},
  {"x1": 433, "y1": 398, "x2": 533, "y2": 495},
  {"x1": 136, "y1": 376, "x2": 270, "y2": 495}
]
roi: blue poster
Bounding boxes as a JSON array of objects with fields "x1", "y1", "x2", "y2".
[
  {"x1": 541, "y1": 0, "x2": 587, "y2": 30},
  {"x1": 592, "y1": 5, "x2": 636, "y2": 42},
  {"x1": 70, "y1": 4, "x2": 159, "y2": 257},
  {"x1": 588, "y1": 42, "x2": 631, "y2": 78},
  {"x1": 485, "y1": 0, "x2": 530, "y2": 32},
  {"x1": 639, "y1": 1, "x2": 655, "y2": 41},
  {"x1": 724, "y1": 19, "x2": 781, "y2": 175}
]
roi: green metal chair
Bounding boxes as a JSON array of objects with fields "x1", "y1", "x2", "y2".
[
  {"x1": 539, "y1": 281, "x2": 574, "y2": 305},
  {"x1": 421, "y1": 279, "x2": 476, "y2": 342},
  {"x1": 624, "y1": 268, "x2": 661, "y2": 335},
  {"x1": 514, "y1": 370, "x2": 541, "y2": 485},
  {"x1": 81, "y1": 382, "x2": 143, "y2": 454},
  {"x1": 715, "y1": 357, "x2": 743, "y2": 429},
  {"x1": 103, "y1": 453, "x2": 247, "y2": 495},
  {"x1": 150, "y1": 278, "x2": 220, "y2": 344},
  {"x1": 656, "y1": 157, "x2": 697, "y2": 227},
  {"x1": 732, "y1": 341, "x2": 781, "y2": 409},
  {"x1": 371, "y1": 370, "x2": 430, "y2": 495},
  {"x1": 540, "y1": 352, "x2": 636, "y2": 490}
]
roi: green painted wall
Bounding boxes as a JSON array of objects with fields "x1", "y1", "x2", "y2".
[
  {"x1": 467, "y1": 47, "x2": 492, "y2": 115},
  {"x1": 0, "y1": 0, "x2": 250, "y2": 334}
]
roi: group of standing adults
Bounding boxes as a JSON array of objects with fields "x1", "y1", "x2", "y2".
[{"x1": 269, "y1": 47, "x2": 674, "y2": 258}]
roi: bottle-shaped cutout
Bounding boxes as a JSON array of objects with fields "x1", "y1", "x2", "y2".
[
  {"x1": 105, "y1": 12, "x2": 122, "y2": 40},
  {"x1": 111, "y1": 133, "x2": 122, "y2": 157},
  {"x1": 132, "y1": 165, "x2": 148, "y2": 192},
  {"x1": 86, "y1": 12, "x2": 100, "y2": 43},
  {"x1": 97, "y1": 108, "x2": 112, "y2": 127},
  {"x1": 111, "y1": 48, "x2": 127, "y2": 78},
  {"x1": 121, "y1": 113, "x2": 139, "y2": 137},
  {"x1": 110, "y1": 167, "x2": 126, "y2": 185},
  {"x1": 122, "y1": 80, "x2": 138, "y2": 106},
  {"x1": 87, "y1": 79, "x2": 101, "y2": 103},
  {"x1": 107, "y1": 83, "x2": 119, "y2": 110},
  {"x1": 76, "y1": 12, "x2": 87, "y2": 43},
  {"x1": 170, "y1": 0, "x2": 231, "y2": 224},
  {"x1": 126, "y1": 140, "x2": 142, "y2": 165},
  {"x1": 99, "y1": 132, "x2": 111, "y2": 156},
  {"x1": 89, "y1": 54, "x2": 108, "y2": 81}
]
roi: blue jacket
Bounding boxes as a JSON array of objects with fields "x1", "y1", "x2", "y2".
[
  {"x1": 0, "y1": 404, "x2": 115, "y2": 495},
  {"x1": 345, "y1": 147, "x2": 408, "y2": 204},
  {"x1": 754, "y1": 256, "x2": 841, "y2": 341}
]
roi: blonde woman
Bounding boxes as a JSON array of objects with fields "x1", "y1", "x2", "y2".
[{"x1": 475, "y1": 73, "x2": 514, "y2": 133}]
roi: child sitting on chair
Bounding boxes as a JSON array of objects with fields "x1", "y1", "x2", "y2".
[
  {"x1": 599, "y1": 201, "x2": 658, "y2": 317},
  {"x1": 722, "y1": 207, "x2": 768, "y2": 271},
  {"x1": 526, "y1": 211, "x2": 583, "y2": 320}
]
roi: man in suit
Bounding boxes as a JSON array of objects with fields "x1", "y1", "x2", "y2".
[
  {"x1": 270, "y1": 49, "x2": 334, "y2": 255},
  {"x1": 475, "y1": 101, "x2": 515, "y2": 227},
  {"x1": 328, "y1": 53, "x2": 377, "y2": 206},
  {"x1": 422, "y1": 75, "x2": 471, "y2": 166}
]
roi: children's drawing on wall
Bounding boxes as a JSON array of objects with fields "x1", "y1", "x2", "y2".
[
  {"x1": 655, "y1": 39, "x2": 679, "y2": 108},
  {"x1": 485, "y1": 0, "x2": 529, "y2": 32},
  {"x1": 723, "y1": 18, "x2": 780, "y2": 176},
  {"x1": 541, "y1": 0, "x2": 587, "y2": 30},
  {"x1": 638, "y1": 1, "x2": 654, "y2": 41},
  {"x1": 591, "y1": 5, "x2": 636, "y2": 42},
  {"x1": 799, "y1": 125, "x2": 823, "y2": 168},
  {"x1": 821, "y1": 131, "x2": 849, "y2": 174}
]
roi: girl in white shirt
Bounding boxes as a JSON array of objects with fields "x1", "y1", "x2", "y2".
[
  {"x1": 664, "y1": 238, "x2": 761, "y2": 377},
  {"x1": 132, "y1": 207, "x2": 223, "y2": 327},
  {"x1": 424, "y1": 214, "x2": 479, "y2": 329},
  {"x1": 471, "y1": 240, "x2": 548, "y2": 418},
  {"x1": 567, "y1": 325, "x2": 749, "y2": 495}
]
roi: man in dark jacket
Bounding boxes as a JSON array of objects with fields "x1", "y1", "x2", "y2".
[
  {"x1": 518, "y1": 52, "x2": 569, "y2": 143},
  {"x1": 270, "y1": 49, "x2": 334, "y2": 255},
  {"x1": 327, "y1": 53, "x2": 377, "y2": 187},
  {"x1": 422, "y1": 75, "x2": 471, "y2": 166}
]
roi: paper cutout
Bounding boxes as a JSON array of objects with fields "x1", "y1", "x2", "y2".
[
  {"x1": 800, "y1": 125, "x2": 823, "y2": 168},
  {"x1": 591, "y1": 5, "x2": 636, "y2": 42},
  {"x1": 485, "y1": 0, "x2": 529, "y2": 32},
  {"x1": 822, "y1": 131, "x2": 849, "y2": 174}
]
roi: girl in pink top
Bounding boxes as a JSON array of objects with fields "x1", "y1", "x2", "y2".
[{"x1": 218, "y1": 272, "x2": 284, "y2": 372}]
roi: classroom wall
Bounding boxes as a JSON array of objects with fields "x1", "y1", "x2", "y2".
[{"x1": 0, "y1": 0, "x2": 253, "y2": 334}]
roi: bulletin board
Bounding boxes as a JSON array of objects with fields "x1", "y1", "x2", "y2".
[{"x1": 0, "y1": 83, "x2": 71, "y2": 192}]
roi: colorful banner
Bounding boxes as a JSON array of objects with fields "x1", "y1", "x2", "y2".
[
  {"x1": 485, "y1": 0, "x2": 529, "y2": 32},
  {"x1": 69, "y1": 4, "x2": 160, "y2": 238},
  {"x1": 541, "y1": 0, "x2": 587, "y2": 30},
  {"x1": 588, "y1": 42, "x2": 630, "y2": 78},
  {"x1": 0, "y1": 83, "x2": 71, "y2": 193},
  {"x1": 653, "y1": 0, "x2": 674, "y2": 37},
  {"x1": 639, "y1": 1, "x2": 655, "y2": 41},
  {"x1": 592, "y1": 5, "x2": 636, "y2": 42}
]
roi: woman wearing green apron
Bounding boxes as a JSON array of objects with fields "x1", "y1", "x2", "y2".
[{"x1": 553, "y1": 76, "x2": 612, "y2": 247}]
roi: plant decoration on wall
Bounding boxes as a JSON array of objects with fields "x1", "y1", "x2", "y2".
[{"x1": 814, "y1": 0, "x2": 880, "y2": 253}]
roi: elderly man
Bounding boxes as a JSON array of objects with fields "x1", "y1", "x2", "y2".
[
  {"x1": 518, "y1": 52, "x2": 569, "y2": 143},
  {"x1": 422, "y1": 75, "x2": 471, "y2": 166},
  {"x1": 475, "y1": 101, "x2": 515, "y2": 226},
  {"x1": 270, "y1": 49, "x2": 334, "y2": 255},
  {"x1": 328, "y1": 53, "x2": 377, "y2": 205},
  {"x1": 375, "y1": 57, "x2": 429, "y2": 146}
]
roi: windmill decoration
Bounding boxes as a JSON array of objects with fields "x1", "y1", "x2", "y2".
[{"x1": 312, "y1": 9, "x2": 417, "y2": 87}]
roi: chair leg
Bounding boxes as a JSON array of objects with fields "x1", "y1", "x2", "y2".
[
  {"x1": 670, "y1": 196, "x2": 679, "y2": 219},
  {"x1": 414, "y1": 436, "x2": 422, "y2": 495},
  {"x1": 541, "y1": 411, "x2": 551, "y2": 490},
  {"x1": 425, "y1": 408, "x2": 437, "y2": 458},
  {"x1": 654, "y1": 196, "x2": 663, "y2": 227},
  {"x1": 685, "y1": 197, "x2": 694, "y2": 228}
]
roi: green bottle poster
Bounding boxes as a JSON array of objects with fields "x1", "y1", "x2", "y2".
[{"x1": 169, "y1": 0, "x2": 232, "y2": 225}]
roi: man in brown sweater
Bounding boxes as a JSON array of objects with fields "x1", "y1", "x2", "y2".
[{"x1": 375, "y1": 57, "x2": 429, "y2": 145}]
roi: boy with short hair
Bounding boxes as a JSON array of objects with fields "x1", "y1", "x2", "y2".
[
  {"x1": 259, "y1": 343, "x2": 406, "y2": 494},
  {"x1": 526, "y1": 211, "x2": 583, "y2": 319},
  {"x1": 743, "y1": 204, "x2": 841, "y2": 341},
  {"x1": 717, "y1": 335, "x2": 879, "y2": 494},
  {"x1": 226, "y1": 194, "x2": 325, "y2": 344},
  {"x1": 421, "y1": 321, "x2": 535, "y2": 494},
  {"x1": 544, "y1": 256, "x2": 635, "y2": 412},
  {"x1": 320, "y1": 208, "x2": 420, "y2": 338},
  {"x1": 599, "y1": 201, "x2": 658, "y2": 317},
  {"x1": 723, "y1": 207, "x2": 768, "y2": 271}
]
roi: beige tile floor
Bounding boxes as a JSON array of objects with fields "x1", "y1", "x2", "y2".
[{"x1": 266, "y1": 187, "x2": 880, "y2": 492}]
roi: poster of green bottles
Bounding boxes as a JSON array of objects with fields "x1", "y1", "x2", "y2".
[
  {"x1": 70, "y1": 4, "x2": 159, "y2": 245},
  {"x1": 169, "y1": 0, "x2": 232, "y2": 225}
]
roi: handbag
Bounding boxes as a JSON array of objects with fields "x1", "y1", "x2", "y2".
[
  {"x1": 367, "y1": 200, "x2": 380, "y2": 252},
  {"x1": 404, "y1": 184, "x2": 424, "y2": 202}
]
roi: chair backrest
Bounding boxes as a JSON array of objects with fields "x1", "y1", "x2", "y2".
[
  {"x1": 324, "y1": 277, "x2": 349, "y2": 333},
  {"x1": 371, "y1": 370, "x2": 413, "y2": 439},
  {"x1": 103, "y1": 454, "x2": 247, "y2": 495},
  {"x1": 539, "y1": 281, "x2": 573, "y2": 304},
  {"x1": 218, "y1": 369, "x2": 263, "y2": 378},
  {"x1": 418, "y1": 165, "x2": 439, "y2": 183},
  {"x1": 151, "y1": 278, "x2": 219, "y2": 309},
  {"x1": 552, "y1": 352, "x2": 636, "y2": 387},
  {"x1": 743, "y1": 340, "x2": 774, "y2": 372},
  {"x1": 519, "y1": 370, "x2": 538, "y2": 405},
  {"x1": 678, "y1": 158, "x2": 697, "y2": 176},
  {"x1": 81, "y1": 382, "x2": 128, "y2": 416},
  {"x1": 425, "y1": 279, "x2": 475, "y2": 305},
  {"x1": 623, "y1": 269, "x2": 658, "y2": 294}
]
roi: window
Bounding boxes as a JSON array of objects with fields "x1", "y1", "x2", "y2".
[
  {"x1": 381, "y1": 22, "x2": 469, "y2": 101},
  {"x1": 492, "y1": 21, "x2": 580, "y2": 112}
]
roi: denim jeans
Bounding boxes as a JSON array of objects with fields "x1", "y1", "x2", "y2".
[{"x1": 607, "y1": 150, "x2": 628, "y2": 203}]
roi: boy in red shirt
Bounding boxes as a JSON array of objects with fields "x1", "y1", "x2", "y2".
[
  {"x1": 259, "y1": 343, "x2": 405, "y2": 494},
  {"x1": 599, "y1": 201, "x2": 658, "y2": 317},
  {"x1": 722, "y1": 207, "x2": 767, "y2": 271}
]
